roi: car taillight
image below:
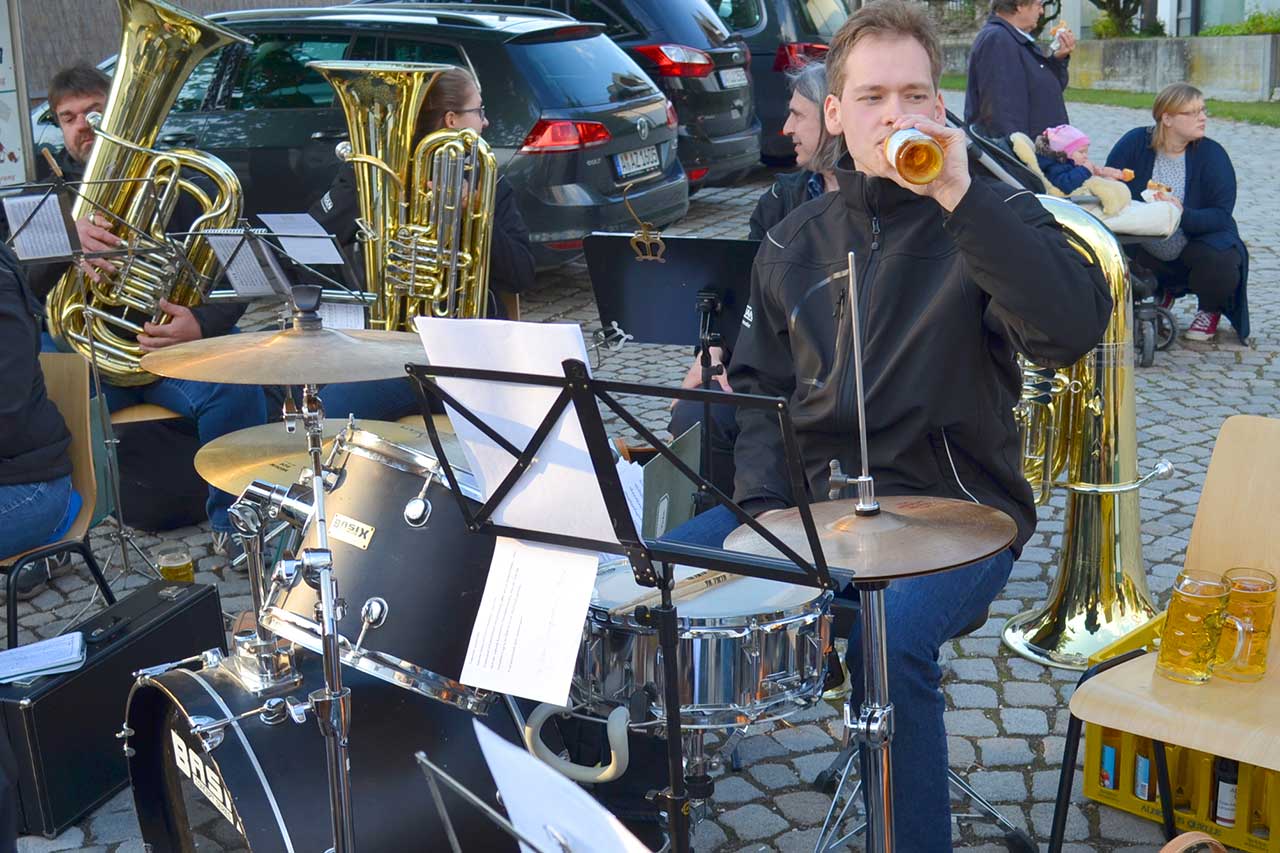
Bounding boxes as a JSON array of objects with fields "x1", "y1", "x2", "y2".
[
  {"x1": 773, "y1": 42, "x2": 829, "y2": 72},
  {"x1": 665, "y1": 101, "x2": 679, "y2": 129},
  {"x1": 633, "y1": 44, "x2": 714, "y2": 78},
  {"x1": 519, "y1": 119, "x2": 612, "y2": 153},
  {"x1": 687, "y1": 167, "x2": 709, "y2": 182}
]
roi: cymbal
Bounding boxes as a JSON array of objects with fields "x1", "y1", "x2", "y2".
[
  {"x1": 723, "y1": 495, "x2": 1017, "y2": 583},
  {"x1": 195, "y1": 416, "x2": 461, "y2": 496},
  {"x1": 140, "y1": 327, "x2": 425, "y2": 385}
]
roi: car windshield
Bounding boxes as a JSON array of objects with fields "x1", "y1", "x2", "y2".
[
  {"x1": 790, "y1": 0, "x2": 851, "y2": 37},
  {"x1": 507, "y1": 34, "x2": 656, "y2": 108},
  {"x1": 633, "y1": 0, "x2": 734, "y2": 47},
  {"x1": 713, "y1": 0, "x2": 765, "y2": 31}
]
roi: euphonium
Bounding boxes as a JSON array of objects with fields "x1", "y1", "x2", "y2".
[
  {"x1": 1003, "y1": 196, "x2": 1173, "y2": 669},
  {"x1": 309, "y1": 61, "x2": 498, "y2": 331},
  {"x1": 44, "y1": 0, "x2": 249, "y2": 386}
]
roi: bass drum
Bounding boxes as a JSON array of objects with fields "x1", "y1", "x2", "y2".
[{"x1": 124, "y1": 650, "x2": 519, "y2": 852}]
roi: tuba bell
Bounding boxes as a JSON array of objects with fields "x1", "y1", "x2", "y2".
[
  {"x1": 1003, "y1": 196, "x2": 1173, "y2": 669},
  {"x1": 44, "y1": 0, "x2": 249, "y2": 386},
  {"x1": 309, "y1": 61, "x2": 499, "y2": 332}
]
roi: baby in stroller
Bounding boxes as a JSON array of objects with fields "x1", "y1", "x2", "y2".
[{"x1": 1034, "y1": 125, "x2": 1131, "y2": 194}]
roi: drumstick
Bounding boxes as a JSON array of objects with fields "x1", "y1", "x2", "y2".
[{"x1": 608, "y1": 570, "x2": 734, "y2": 616}]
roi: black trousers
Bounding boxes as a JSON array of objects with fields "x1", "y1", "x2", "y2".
[{"x1": 1132, "y1": 240, "x2": 1241, "y2": 314}]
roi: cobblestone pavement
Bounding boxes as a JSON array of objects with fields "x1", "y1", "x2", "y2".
[{"x1": 8, "y1": 95, "x2": 1276, "y2": 852}]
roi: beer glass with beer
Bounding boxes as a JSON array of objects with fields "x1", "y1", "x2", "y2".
[
  {"x1": 1156, "y1": 569, "x2": 1248, "y2": 684},
  {"x1": 1215, "y1": 567, "x2": 1276, "y2": 682}
]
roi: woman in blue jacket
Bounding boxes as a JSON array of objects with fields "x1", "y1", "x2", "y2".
[{"x1": 1106, "y1": 83, "x2": 1249, "y2": 343}]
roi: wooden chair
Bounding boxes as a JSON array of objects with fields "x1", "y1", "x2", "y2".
[
  {"x1": 1048, "y1": 415, "x2": 1280, "y2": 850},
  {"x1": 1, "y1": 354, "x2": 117, "y2": 649}
]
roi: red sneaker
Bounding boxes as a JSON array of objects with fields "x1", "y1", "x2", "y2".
[{"x1": 1184, "y1": 310, "x2": 1220, "y2": 342}]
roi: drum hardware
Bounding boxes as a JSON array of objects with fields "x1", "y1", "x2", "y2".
[
  {"x1": 404, "y1": 481, "x2": 433, "y2": 527},
  {"x1": 352, "y1": 598, "x2": 389, "y2": 653},
  {"x1": 133, "y1": 647, "x2": 225, "y2": 681}
]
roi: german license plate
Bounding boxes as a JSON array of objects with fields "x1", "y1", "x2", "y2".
[
  {"x1": 614, "y1": 145, "x2": 661, "y2": 179},
  {"x1": 718, "y1": 67, "x2": 749, "y2": 89}
]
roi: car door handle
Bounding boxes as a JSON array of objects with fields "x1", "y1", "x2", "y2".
[
  {"x1": 158, "y1": 132, "x2": 198, "y2": 146},
  {"x1": 310, "y1": 130, "x2": 349, "y2": 141}
]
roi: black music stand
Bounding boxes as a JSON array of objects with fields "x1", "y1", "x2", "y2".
[
  {"x1": 406, "y1": 357, "x2": 834, "y2": 853},
  {"x1": 583, "y1": 234, "x2": 758, "y2": 513}
]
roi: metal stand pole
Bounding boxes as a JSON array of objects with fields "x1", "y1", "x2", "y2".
[
  {"x1": 293, "y1": 384, "x2": 355, "y2": 853},
  {"x1": 856, "y1": 582, "x2": 894, "y2": 853},
  {"x1": 653, "y1": 561, "x2": 691, "y2": 853},
  {"x1": 693, "y1": 290, "x2": 722, "y2": 514}
]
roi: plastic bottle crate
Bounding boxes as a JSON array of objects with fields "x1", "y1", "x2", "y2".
[{"x1": 1082, "y1": 612, "x2": 1280, "y2": 851}]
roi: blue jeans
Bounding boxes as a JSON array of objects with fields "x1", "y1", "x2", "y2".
[
  {"x1": 0, "y1": 474, "x2": 73, "y2": 557},
  {"x1": 319, "y1": 377, "x2": 419, "y2": 422},
  {"x1": 101, "y1": 379, "x2": 266, "y2": 533},
  {"x1": 665, "y1": 504, "x2": 1015, "y2": 852}
]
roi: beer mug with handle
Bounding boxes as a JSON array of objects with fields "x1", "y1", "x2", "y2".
[
  {"x1": 1215, "y1": 567, "x2": 1276, "y2": 682},
  {"x1": 1156, "y1": 569, "x2": 1248, "y2": 684}
]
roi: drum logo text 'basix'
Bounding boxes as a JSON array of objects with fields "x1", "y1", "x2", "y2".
[
  {"x1": 170, "y1": 730, "x2": 246, "y2": 838},
  {"x1": 329, "y1": 514, "x2": 376, "y2": 550}
]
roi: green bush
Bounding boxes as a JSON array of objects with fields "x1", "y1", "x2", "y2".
[
  {"x1": 1200, "y1": 9, "x2": 1280, "y2": 34},
  {"x1": 1138, "y1": 17, "x2": 1167, "y2": 36},
  {"x1": 1091, "y1": 12, "x2": 1136, "y2": 37}
]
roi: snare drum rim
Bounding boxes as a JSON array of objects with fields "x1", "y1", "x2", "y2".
[
  {"x1": 338, "y1": 427, "x2": 482, "y2": 502},
  {"x1": 589, "y1": 588, "x2": 833, "y2": 633}
]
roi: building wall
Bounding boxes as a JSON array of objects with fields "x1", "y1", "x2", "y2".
[{"x1": 18, "y1": 0, "x2": 343, "y2": 102}]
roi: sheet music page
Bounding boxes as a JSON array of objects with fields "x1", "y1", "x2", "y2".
[
  {"x1": 459, "y1": 538, "x2": 597, "y2": 706},
  {"x1": 317, "y1": 302, "x2": 365, "y2": 330},
  {"x1": 473, "y1": 721, "x2": 652, "y2": 853},
  {"x1": 0, "y1": 632, "x2": 85, "y2": 682},
  {"x1": 2, "y1": 194, "x2": 73, "y2": 260},
  {"x1": 413, "y1": 317, "x2": 620, "y2": 544},
  {"x1": 206, "y1": 233, "x2": 277, "y2": 298},
  {"x1": 257, "y1": 212, "x2": 345, "y2": 265}
]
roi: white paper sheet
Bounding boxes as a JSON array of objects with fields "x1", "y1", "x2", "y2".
[
  {"x1": 258, "y1": 212, "x2": 346, "y2": 265},
  {"x1": 3, "y1": 194, "x2": 73, "y2": 260},
  {"x1": 317, "y1": 301, "x2": 365, "y2": 330},
  {"x1": 206, "y1": 233, "x2": 279, "y2": 298},
  {"x1": 459, "y1": 538, "x2": 597, "y2": 706},
  {"x1": 473, "y1": 721, "x2": 651, "y2": 853},
  {"x1": 0, "y1": 632, "x2": 85, "y2": 682},
  {"x1": 413, "y1": 317, "x2": 619, "y2": 544}
]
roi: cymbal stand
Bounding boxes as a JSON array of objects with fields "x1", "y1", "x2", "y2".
[{"x1": 814, "y1": 252, "x2": 895, "y2": 853}]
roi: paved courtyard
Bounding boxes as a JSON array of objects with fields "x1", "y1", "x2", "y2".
[{"x1": 6, "y1": 95, "x2": 1277, "y2": 852}]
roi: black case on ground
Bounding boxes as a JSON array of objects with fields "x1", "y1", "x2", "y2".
[{"x1": 0, "y1": 581, "x2": 226, "y2": 838}]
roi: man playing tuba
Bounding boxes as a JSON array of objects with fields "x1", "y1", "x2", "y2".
[{"x1": 16, "y1": 65, "x2": 266, "y2": 569}]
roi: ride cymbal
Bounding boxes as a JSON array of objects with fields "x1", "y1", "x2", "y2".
[
  {"x1": 195, "y1": 417, "x2": 460, "y2": 496},
  {"x1": 723, "y1": 495, "x2": 1017, "y2": 583},
  {"x1": 140, "y1": 327, "x2": 426, "y2": 385}
]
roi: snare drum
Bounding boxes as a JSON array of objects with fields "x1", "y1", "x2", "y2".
[
  {"x1": 260, "y1": 427, "x2": 496, "y2": 713},
  {"x1": 575, "y1": 562, "x2": 832, "y2": 729}
]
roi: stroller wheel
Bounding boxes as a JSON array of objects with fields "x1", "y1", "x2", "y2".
[
  {"x1": 1139, "y1": 317, "x2": 1156, "y2": 367},
  {"x1": 1155, "y1": 307, "x2": 1178, "y2": 350}
]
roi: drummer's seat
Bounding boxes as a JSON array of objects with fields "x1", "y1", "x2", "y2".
[{"x1": 816, "y1": 604, "x2": 1037, "y2": 852}]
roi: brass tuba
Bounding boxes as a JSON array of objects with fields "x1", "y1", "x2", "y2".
[
  {"x1": 309, "y1": 61, "x2": 498, "y2": 332},
  {"x1": 1003, "y1": 197, "x2": 1173, "y2": 669},
  {"x1": 44, "y1": 0, "x2": 249, "y2": 386}
]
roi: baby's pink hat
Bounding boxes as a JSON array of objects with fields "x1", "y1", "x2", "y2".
[{"x1": 1044, "y1": 124, "x2": 1089, "y2": 156}]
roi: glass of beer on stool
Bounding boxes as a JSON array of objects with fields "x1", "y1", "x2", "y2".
[
  {"x1": 1156, "y1": 569, "x2": 1248, "y2": 684},
  {"x1": 1214, "y1": 567, "x2": 1276, "y2": 682}
]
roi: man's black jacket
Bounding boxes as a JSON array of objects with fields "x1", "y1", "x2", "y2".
[
  {"x1": 748, "y1": 170, "x2": 818, "y2": 241},
  {"x1": 18, "y1": 146, "x2": 246, "y2": 338},
  {"x1": 1, "y1": 243, "x2": 71, "y2": 487},
  {"x1": 309, "y1": 162, "x2": 536, "y2": 317},
  {"x1": 964, "y1": 15, "x2": 1070, "y2": 139},
  {"x1": 729, "y1": 159, "x2": 1112, "y2": 554}
]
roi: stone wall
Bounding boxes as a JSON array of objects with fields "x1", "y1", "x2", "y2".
[
  {"x1": 941, "y1": 34, "x2": 1280, "y2": 101},
  {"x1": 17, "y1": 0, "x2": 344, "y2": 101}
]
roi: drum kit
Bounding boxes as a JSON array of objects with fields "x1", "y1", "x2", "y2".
[{"x1": 118, "y1": 281, "x2": 1017, "y2": 853}]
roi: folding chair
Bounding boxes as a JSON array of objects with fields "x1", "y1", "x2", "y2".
[{"x1": 1, "y1": 353, "x2": 117, "y2": 648}]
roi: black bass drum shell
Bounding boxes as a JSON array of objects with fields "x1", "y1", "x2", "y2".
[{"x1": 125, "y1": 652, "x2": 519, "y2": 852}]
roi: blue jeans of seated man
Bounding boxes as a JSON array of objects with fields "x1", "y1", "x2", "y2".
[
  {"x1": 0, "y1": 475, "x2": 73, "y2": 557},
  {"x1": 101, "y1": 378, "x2": 266, "y2": 533},
  {"x1": 319, "y1": 377, "x2": 420, "y2": 423},
  {"x1": 664, "y1": 504, "x2": 1015, "y2": 852}
]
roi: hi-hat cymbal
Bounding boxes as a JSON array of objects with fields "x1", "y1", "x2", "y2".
[
  {"x1": 723, "y1": 495, "x2": 1017, "y2": 583},
  {"x1": 140, "y1": 327, "x2": 426, "y2": 385},
  {"x1": 195, "y1": 416, "x2": 461, "y2": 496}
]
